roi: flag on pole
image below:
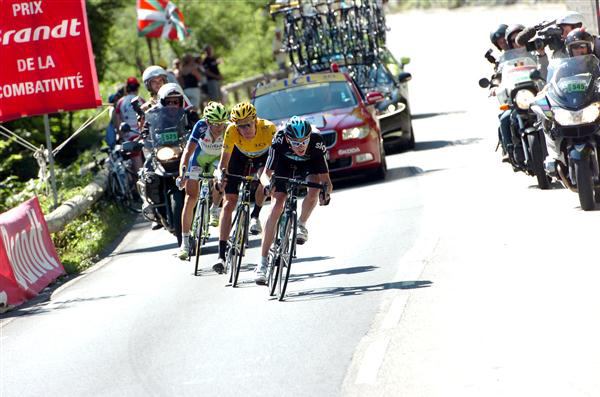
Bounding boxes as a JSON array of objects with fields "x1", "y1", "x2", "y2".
[{"x1": 137, "y1": 0, "x2": 188, "y2": 41}]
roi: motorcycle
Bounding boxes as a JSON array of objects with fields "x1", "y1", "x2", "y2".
[
  {"x1": 530, "y1": 54, "x2": 600, "y2": 210},
  {"x1": 137, "y1": 106, "x2": 188, "y2": 244},
  {"x1": 480, "y1": 48, "x2": 550, "y2": 189}
]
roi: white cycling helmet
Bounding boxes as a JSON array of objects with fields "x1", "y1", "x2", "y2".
[
  {"x1": 142, "y1": 65, "x2": 168, "y2": 92},
  {"x1": 557, "y1": 11, "x2": 584, "y2": 27},
  {"x1": 157, "y1": 83, "x2": 184, "y2": 107}
]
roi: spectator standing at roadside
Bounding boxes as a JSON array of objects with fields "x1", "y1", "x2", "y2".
[
  {"x1": 273, "y1": 27, "x2": 287, "y2": 71},
  {"x1": 178, "y1": 53, "x2": 203, "y2": 109},
  {"x1": 202, "y1": 45, "x2": 223, "y2": 102},
  {"x1": 166, "y1": 58, "x2": 181, "y2": 85}
]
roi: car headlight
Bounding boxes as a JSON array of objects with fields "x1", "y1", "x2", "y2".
[
  {"x1": 342, "y1": 126, "x2": 370, "y2": 140},
  {"x1": 553, "y1": 102, "x2": 600, "y2": 126},
  {"x1": 156, "y1": 146, "x2": 180, "y2": 161},
  {"x1": 515, "y1": 89, "x2": 536, "y2": 110}
]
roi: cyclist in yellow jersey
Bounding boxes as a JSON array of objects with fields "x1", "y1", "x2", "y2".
[{"x1": 213, "y1": 102, "x2": 276, "y2": 273}]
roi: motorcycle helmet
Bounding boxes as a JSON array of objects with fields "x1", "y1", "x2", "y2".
[
  {"x1": 142, "y1": 65, "x2": 168, "y2": 92},
  {"x1": 284, "y1": 116, "x2": 312, "y2": 140},
  {"x1": 157, "y1": 83, "x2": 184, "y2": 107},
  {"x1": 557, "y1": 11, "x2": 584, "y2": 28},
  {"x1": 203, "y1": 101, "x2": 229, "y2": 124},
  {"x1": 505, "y1": 24, "x2": 525, "y2": 49},
  {"x1": 565, "y1": 28, "x2": 594, "y2": 56},
  {"x1": 230, "y1": 102, "x2": 256, "y2": 123},
  {"x1": 490, "y1": 24, "x2": 508, "y2": 50}
]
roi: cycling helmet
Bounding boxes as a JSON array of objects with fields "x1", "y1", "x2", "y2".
[
  {"x1": 490, "y1": 24, "x2": 508, "y2": 50},
  {"x1": 557, "y1": 11, "x2": 584, "y2": 27},
  {"x1": 505, "y1": 24, "x2": 525, "y2": 49},
  {"x1": 566, "y1": 28, "x2": 594, "y2": 56},
  {"x1": 230, "y1": 102, "x2": 256, "y2": 122},
  {"x1": 203, "y1": 101, "x2": 229, "y2": 124},
  {"x1": 157, "y1": 83, "x2": 184, "y2": 107},
  {"x1": 142, "y1": 65, "x2": 168, "y2": 92},
  {"x1": 284, "y1": 116, "x2": 312, "y2": 140}
]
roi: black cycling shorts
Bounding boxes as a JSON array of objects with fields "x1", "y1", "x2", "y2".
[
  {"x1": 272, "y1": 158, "x2": 327, "y2": 193},
  {"x1": 225, "y1": 146, "x2": 268, "y2": 195}
]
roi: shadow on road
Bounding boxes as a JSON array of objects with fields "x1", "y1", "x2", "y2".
[
  {"x1": 333, "y1": 166, "x2": 445, "y2": 191},
  {"x1": 289, "y1": 265, "x2": 378, "y2": 282},
  {"x1": 115, "y1": 242, "x2": 178, "y2": 255},
  {"x1": 412, "y1": 137, "x2": 482, "y2": 152},
  {"x1": 293, "y1": 255, "x2": 334, "y2": 264},
  {"x1": 412, "y1": 110, "x2": 466, "y2": 120},
  {"x1": 0, "y1": 294, "x2": 127, "y2": 319},
  {"x1": 284, "y1": 280, "x2": 433, "y2": 302}
]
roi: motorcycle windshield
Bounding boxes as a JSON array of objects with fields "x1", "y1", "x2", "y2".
[
  {"x1": 547, "y1": 54, "x2": 600, "y2": 110},
  {"x1": 498, "y1": 49, "x2": 537, "y2": 91},
  {"x1": 145, "y1": 107, "x2": 186, "y2": 148}
]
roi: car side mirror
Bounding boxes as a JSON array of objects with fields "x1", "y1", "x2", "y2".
[
  {"x1": 401, "y1": 57, "x2": 411, "y2": 65},
  {"x1": 530, "y1": 69, "x2": 542, "y2": 80},
  {"x1": 366, "y1": 91, "x2": 385, "y2": 105},
  {"x1": 479, "y1": 78, "x2": 491, "y2": 88},
  {"x1": 398, "y1": 72, "x2": 412, "y2": 83}
]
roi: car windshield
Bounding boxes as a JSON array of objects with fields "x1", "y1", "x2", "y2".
[{"x1": 255, "y1": 81, "x2": 357, "y2": 120}]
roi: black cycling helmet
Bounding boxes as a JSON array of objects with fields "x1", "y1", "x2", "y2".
[
  {"x1": 505, "y1": 24, "x2": 525, "y2": 49},
  {"x1": 490, "y1": 24, "x2": 508, "y2": 50},
  {"x1": 566, "y1": 28, "x2": 594, "y2": 56}
]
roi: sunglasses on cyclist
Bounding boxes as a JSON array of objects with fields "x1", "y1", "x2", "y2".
[
  {"x1": 237, "y1": 122, "x2": 254, "y2": 130},
  {"x1": 164, "y1": 98, "x2": 180, "y2": 106},
  {"x1": 287, "y1": 136, "x2": 310, "y2": 148}
]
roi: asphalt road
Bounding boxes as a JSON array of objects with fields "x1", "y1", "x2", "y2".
[{"x1": 6, "y1": 3, "x2": 600, "y2": 397}]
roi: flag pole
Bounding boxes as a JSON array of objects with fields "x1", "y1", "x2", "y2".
[
  {"x1": 146, "y1": 36, "x2": 156, "y2": 65},
  {"x1": 43, "y1": 114, "x2": 58, "y2": 209}
]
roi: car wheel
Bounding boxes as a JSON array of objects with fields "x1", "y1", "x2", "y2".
[
  {"x1": 370, "y1": 141, "x2": 388, "y2": 181},
  {"x1": 399, "y1": 102, "x2": 415, "y2": 150}
]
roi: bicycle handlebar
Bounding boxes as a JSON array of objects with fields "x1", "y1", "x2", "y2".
[{"x1": 273, "y1": 175, "x2": 326, "y2": 191}]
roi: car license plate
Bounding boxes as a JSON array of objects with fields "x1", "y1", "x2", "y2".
[
  {"x1": 304, "y1": 115, "x2": 325, "y2": 129},
  {"x1": 159, "y1": 132, "x2": 178, "y2": 144}
]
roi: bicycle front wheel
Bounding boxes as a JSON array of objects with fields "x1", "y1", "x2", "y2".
[
  {"x1": 193, "y1": 199, "x2": 208, "y2": 276},
  {"x1": 277, "y1": 213, "x2": 296, "y2": 301},
  {"x1": 268, "y1": 247, "x2": 279, "y2": 297},
  {"x1": 231, "y1": 208, "x2": 248, "y2": 287}
]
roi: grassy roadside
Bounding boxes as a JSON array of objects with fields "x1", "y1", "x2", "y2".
[{"x1": 0, "y1": 149, "x2": 136, "y2": 275}]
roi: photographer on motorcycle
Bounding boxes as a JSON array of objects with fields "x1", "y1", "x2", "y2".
[{"x1": 543, "y1": 28, "x2": 596, "y2": 176}]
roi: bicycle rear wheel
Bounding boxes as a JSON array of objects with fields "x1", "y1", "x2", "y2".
[
  {"x1": 193, "y1": 199, "x2": 208, "y2": 276},
  {"x1": 231, "y1": 208, "x2": 248, "y2": 287},
  {"x1": 277, "y1": 213, "x2": 296, "y2": 301}
]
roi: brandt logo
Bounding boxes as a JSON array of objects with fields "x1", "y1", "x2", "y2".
[{"x1": 0, "y1": 208, "x2": 60, "y2": 289}]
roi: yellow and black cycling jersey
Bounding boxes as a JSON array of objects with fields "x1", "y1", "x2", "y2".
[{"x1": 222, "y1": 118, "x2": 276, "y2": 158}]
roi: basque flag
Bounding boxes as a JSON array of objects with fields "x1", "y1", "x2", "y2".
[{"x1": 137, "y1": 0, "x2": 188, "y2": 41}]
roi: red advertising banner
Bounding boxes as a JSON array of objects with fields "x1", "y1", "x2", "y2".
[
  {"x1": 0, "y1": 197, "x2": 65, "y2": 309},
  {"x1": 0, "y1": 0, "x2": 102, "y2": 123}
]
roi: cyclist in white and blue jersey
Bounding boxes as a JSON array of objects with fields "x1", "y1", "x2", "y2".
[{"x1": 177, "y1": 102, "x2": 229, "y2": 260}]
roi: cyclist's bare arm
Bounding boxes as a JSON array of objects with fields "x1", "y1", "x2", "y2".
[
  {"x1": 260, "y1": 168, "x2": 274, "y2": 188},
  {"x1": 179, "y1": 141, "x2": 198, "y2": 178}
]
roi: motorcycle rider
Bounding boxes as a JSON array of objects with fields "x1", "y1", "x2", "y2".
[
  {"x1": 177, "y1": 102, "x2": 229, "y2": 261},
  {"x1": 543, "y1": 28, "x2": 596, "y2": 176},
  {"x1": 140, "y1": 83, "x2": 190, "y2": 235},
  {"x1": 491, "y1": 24, "x2": 509, "y2": 53}
]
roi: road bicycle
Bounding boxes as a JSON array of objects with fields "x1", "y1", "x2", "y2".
[
  {"x1": 224, "y1": 170, "x2": 259, "y2": 287},
  {"x1": 101, "y1": 140, "x2": 142, "y2": 213},
  {"x1": 181, "y1": 165, "x2": 215, "y2": 276},
  {"x1": 267, "y1": 175, "x2": 328, "y2": 301}
]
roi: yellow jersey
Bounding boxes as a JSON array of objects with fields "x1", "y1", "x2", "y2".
[{"x1": 223, "y1": 118, "x2": 276, "y2": 158}]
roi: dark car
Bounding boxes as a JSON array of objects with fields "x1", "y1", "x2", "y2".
[
  {"x1": 253, "y1": 72, "x2": 388, "y2": 180},
  {"x1": 344, "y1": 48, "x2": 414, "y2": 152}
]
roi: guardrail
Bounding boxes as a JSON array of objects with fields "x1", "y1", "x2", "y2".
[{"x1": 222, "y1": 69, "x2": 288, "y2": 103}]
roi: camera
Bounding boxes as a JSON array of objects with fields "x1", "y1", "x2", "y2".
[
  {"x1": 130, "y1": 96, "x2": 145, "y2": 118},
  {"x1": 524, "y1": 25, "x2": 564, "y2": 52}
]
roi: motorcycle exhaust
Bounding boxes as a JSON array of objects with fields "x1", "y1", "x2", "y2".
[{"x1": 557, "y1": 163, "x2": 577, "y2": 192}]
